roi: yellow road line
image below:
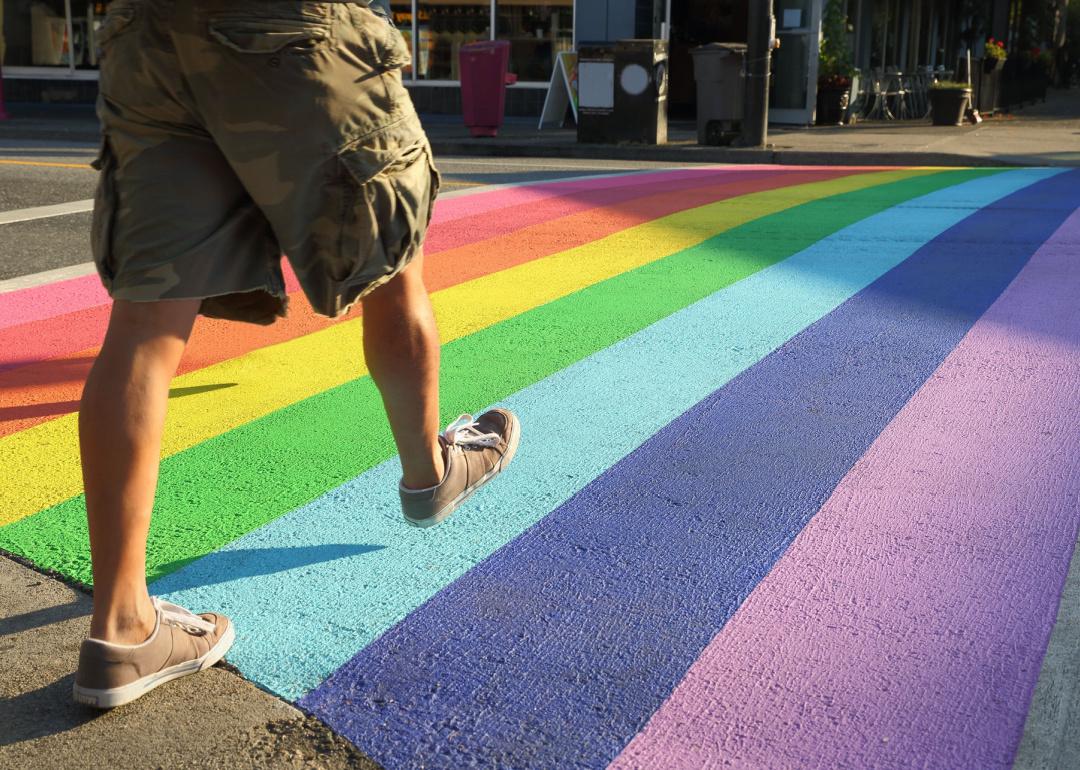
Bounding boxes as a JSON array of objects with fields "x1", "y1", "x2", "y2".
[
  {"x1": 0, "y1": 170, "x2": 924, "y2": 526},
  {"x1": 0, "y1": 159, "x2": 95, "y2": 170}
]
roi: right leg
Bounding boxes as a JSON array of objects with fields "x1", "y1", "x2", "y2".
[
  {"x1": 362, "y1": 251, "x2": 445, "y2": 490},
  {"x1": 363, "y1": 253, "x2": 521, "y2": 530}
]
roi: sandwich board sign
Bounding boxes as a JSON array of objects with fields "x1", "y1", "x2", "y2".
[{"x1": 539, "y1": 51, "x2": 579, "y2": 129}]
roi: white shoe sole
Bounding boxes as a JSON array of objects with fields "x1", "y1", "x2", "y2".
[
  {"x1": 72, "y1": 620, "x2": 235, "y2": 709},
  {"x1": 405, "y1": 412, "x2": 522, "y2": 529}
]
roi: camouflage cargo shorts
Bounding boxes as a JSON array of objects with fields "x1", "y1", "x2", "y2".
[{"x1": 92, "y1": 0, "x2": 440, "y2": 324}]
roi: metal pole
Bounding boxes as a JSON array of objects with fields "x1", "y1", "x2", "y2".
[
  {"x1": 572, "y1": 0, "x2": 578, "y2": 50},
  {"x1": 490, "y1": 0, "x2": 496, "y2": 41},
  {"x1": 738, "y1": 0, "x2": 773, "y2": 148},
  {"x1": 64, "y1": 0, "x2": 76, "y2": 75}
]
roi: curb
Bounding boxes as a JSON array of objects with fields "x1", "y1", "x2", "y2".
[
  {"x1": 428, "y1": 139, "x2": 1029, "y2": 168},
  {"x1": 0, "y1": 125, "x2": 1050, "y2": 169}
]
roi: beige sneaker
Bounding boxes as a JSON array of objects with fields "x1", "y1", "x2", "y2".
[
  {"x1": 400, "y1": 409, "x2": 521, "y2": 528},
  {"x1": 73, "y1": 597, "x2": 234, "y2": 709}
]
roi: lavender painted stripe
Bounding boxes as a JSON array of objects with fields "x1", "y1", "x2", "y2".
[
  {"x1": 156, "y1": 170, "x2": 991, "y2": 700},
  {"x1": 612, "y1": 206, "x2": 1080, "y2": 770},
  {"x1": 299, "y1": 171, "x2": 1080, "y2": 770}
]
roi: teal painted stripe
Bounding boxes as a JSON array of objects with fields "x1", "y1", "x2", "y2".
[{"x1": 155, "y1": 169, "x2": 1061, "y2": 700}]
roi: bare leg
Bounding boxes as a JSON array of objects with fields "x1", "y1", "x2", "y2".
[
  {"x1": 80, "y1": 298, "x2": 201, "y2": 644},
  {"x1": 363, "y1": 251, "x2": 445, "y2": 490}
]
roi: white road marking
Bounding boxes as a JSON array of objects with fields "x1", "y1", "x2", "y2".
[
  {"x1": 0, "y1": 199, "x2": 94, "y2": 225},
  {"x1": 0, "y1": 164, "x2": 701, "y2": 292},
  {"x1": 0, "y1": 261, "x2": 97, "y2": 294}
]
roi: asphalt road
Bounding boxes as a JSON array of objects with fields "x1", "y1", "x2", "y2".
[{"x1": 0, "y1": 139, "x2": 686, "y2": 282}]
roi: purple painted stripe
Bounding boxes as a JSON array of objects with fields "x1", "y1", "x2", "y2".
[
  {"x1": 299, "y1": 171, "x2": 1080, "y2": 769},
  {"x1": 611, "y1": 208, "x2": 1080, "y2": 770}
]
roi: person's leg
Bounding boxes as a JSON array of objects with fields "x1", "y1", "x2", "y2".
[
  {"x1": 80, "y1": 298, "x2": 201, "y2": 645},
  {"x1": 362, "y1": 251, "x2": 445, "y2": 490}
]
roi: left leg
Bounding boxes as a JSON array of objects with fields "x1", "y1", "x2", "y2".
[{"x1": 80, "y1": 298, "x2": 200, "y2": 645}]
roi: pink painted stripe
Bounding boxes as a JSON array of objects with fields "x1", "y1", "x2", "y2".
[
  {"x1": 0, "y1": 166, "x2": 743, "y2": 330},
  {"x1": 423, "y1": 167, "x2": 772, "y2": 258},
  {"x1": 0, "y1": 167, "x2": 787, "y2": 366},
  {"x1": 0, "y1": 262, "x2": 302, "y2": 333},
  {"x1": 610, "y1": 209, "x2": 1080, "y2": 770}
]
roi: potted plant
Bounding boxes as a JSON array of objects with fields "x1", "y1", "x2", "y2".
[
  {"x1": 930, "y1": 81, "x2": 973, "y2": 126},
  {"x1": 816, "y1": 0, "x2": 855, "y2": 125},
  {"x1": 984, "y1": 38, "x2": 1007, "y2": 71}
]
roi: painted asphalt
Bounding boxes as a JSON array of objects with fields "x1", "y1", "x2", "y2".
[{"x1": 2, "y1": 165, "x2": 1079, "y2": 769}]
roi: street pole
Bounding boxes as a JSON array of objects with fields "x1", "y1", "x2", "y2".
[{"x1": 739, "y1": 0, "x2": 774, "y2": 148}]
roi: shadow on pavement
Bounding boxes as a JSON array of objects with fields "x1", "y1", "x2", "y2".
[
  {"x1": 0, "y1": 591, "x2": 99, "y2": 748},
  {"x1": 0, "y1": 673, "x2": 102, "y2": 747},
  {"x1": 0, "y1": 599, "x2": 86, "y2": 637},
  {"x1": 153, "y1": 544, "x2": 386, "y2": 592}
]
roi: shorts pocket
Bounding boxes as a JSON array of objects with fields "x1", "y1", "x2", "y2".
[
  {"x1": 332, "y1": 132, "x2": 437, "y2": 297},
  {"x1": 209, "y1": 16, "x2": 333, "y2": 55},
  {"x1": 90, "y1": 139, "x2": 119, "y2": 285},
  {"x1": 345, "y1": 4, "x2": 411, "y2": 71}
]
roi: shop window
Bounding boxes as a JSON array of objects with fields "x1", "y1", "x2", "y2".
[
  {"x1": 388, "y1": 3, "x2": 416, "y2": 77},
  {"x1": 496, "y1": 0, "x2": 573, "y2": 82},
  {"x1": 2, "y1": 0, "x2": 108, "y2": 68},
  {"x1": 415, "y1": 2, "x2": 491, "y2": 81}
]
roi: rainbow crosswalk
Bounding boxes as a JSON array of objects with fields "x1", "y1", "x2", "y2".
[{"x1": 2, "y1": 165, "x2": 1079, "y2": 768}]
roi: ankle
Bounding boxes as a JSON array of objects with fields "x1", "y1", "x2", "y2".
[
  {"x1": 401, "y1": 442, "x2": 446, "y2": 490},
  {"x1": 90, "y1": 598, "x2": 157, "y2": 645}
]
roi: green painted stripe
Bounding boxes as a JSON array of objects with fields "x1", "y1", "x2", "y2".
[{"x1": 0, "y1": 169, "x2": 996, "y2": 586}]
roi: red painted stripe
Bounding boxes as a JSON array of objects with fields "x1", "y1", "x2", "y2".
[
  {"x1": 0, "y1": 169, "x2": 853, "y2": 438},
  {"x1": 0, "y1": 167, "x2": 760, "y2": 334},
  {"x1": 0, "y1": 168, "x2": 780, "y2": 373}
]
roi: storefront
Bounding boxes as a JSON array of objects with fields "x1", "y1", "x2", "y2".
[{"x1": 0, "y1": 0, "x2": 577, "y2": 110}]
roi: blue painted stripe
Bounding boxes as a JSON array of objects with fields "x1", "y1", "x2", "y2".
[
  {"x1": 154, "y1": 169, "x2": 1061, "y2": 702},
  {"x1": 300, "y1": 170, "x2": 1080, "y2": 770}
]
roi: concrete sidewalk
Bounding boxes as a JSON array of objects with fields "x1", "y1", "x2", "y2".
[
  {"x1": 1, "y1": 87, "x2": 1077, "y2": 167},
  {"x1": 0, "y1": 555, "x2": 380, "y2": 769},
  {"x1": 427, "y1": 86, "x2": 1080, "y2": 167}
]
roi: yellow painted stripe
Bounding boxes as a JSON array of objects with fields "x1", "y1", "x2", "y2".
[
  {"x1": 0, "y1": 170, "x2": 926, "y2": 526},
  {"x1": 0, "y1": 159, "x2": 95, "y2": 170}
]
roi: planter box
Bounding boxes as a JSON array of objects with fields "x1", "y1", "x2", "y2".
[
  {"x1": 977, "y1": 64, "x2": 1003, "y2": 115},
  {"x1": 929, "y1": 88, "x2": 971, "y2": 126}
]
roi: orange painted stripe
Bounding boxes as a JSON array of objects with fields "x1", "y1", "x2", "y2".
[{"x1": 0, "y1": 169, "x2": 852, "y2": 439}]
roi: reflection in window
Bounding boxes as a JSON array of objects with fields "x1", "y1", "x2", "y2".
[
  {"x1": 2, "y1": 0, "x2": 110, "y2": 68},
  {"x1": 415, "y1": 2, "x2": 490, "y2": 81},
  {"x1": 496, "y1": 1, "x2": 573, "y2": 82}
]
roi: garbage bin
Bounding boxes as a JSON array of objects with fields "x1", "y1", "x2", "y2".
[
  {"x1": 459, "y1": 40, "x2": 513, "y2": 138},
  {"x1": 690, "y1": 43, "x2": 746, "y2": 146},
  {"x1": 578, "y1": 39, "x2": 668, "y2": 144}
]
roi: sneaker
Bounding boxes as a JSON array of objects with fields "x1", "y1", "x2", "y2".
[
  {"x1": 73, "y1": 597, "x2": 235, "y2": 709},
  {"x1": 400, "y1": 409, "x2": 521, "y2": 528}
]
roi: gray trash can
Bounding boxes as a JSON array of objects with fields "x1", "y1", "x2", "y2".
[
  {"x1": 579, "y1": 39, "x2": 668, "y2": 145},
  {"x1": 691, "y1": 43, "x2": 746, "y2": 145}
]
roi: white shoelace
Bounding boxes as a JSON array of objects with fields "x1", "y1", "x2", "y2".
[
  {"x1": 442, "y1": 414, "x2": 501, "y2": 449},
  {"x1": 153, "y1": 597, "x2": 215, "y2": 636}
]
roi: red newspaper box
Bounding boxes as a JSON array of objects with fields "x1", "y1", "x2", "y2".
[{"x1": 459, "y1": 40, "x2": 514, "y2": 137}]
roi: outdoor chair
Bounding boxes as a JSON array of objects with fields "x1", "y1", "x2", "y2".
[{"x1": 883, "y1": 68, "x2": 911, "y2": 120}]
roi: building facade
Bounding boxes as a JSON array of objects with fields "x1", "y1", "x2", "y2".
[{"x1": 0, "y1": 0, "x2": 1029, "y2": 123}]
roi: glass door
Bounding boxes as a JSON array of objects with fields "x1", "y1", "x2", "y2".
[{"x1": 769, "y1": 0, "x2": 823, "y2": 124}]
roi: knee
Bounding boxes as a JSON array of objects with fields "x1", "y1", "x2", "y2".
[{"x1": 104, "y1": 299, "x2": 201, "y2": 349}]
